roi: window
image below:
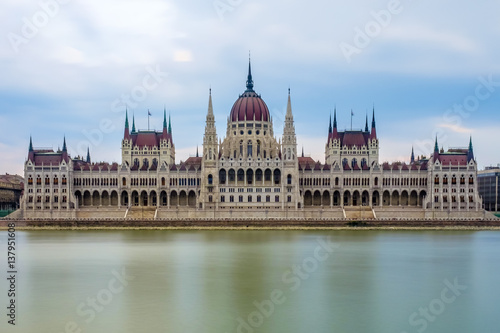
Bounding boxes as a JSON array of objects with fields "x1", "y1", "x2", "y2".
[
  {"x1": 248, "y1": 195, "x2": 252, "y2": 202},
  {"x1": 208, "y1": 174, "x2": 213, "y2": 185},
  {"x1": 36, "y1": 176, "x2": 41, "y2": 185},
  {"x1": 247, "y1": 140, "x2": 252, "y2": 157},
  {"x1": 287, "y1": 196, "x2": 291, "y2": 202},
  {"x1": 275, "y1": 196, "x2": 279, "y2": 202},
  {"x1": 45, "y1": 176, "x2": 50, "y2": 185},
  {"x1": 266, "y1": 195, "x2": 270, "y2": 202},
  {"x1": 220, "y1": 196, "x2": 225, "y2": 202},
  {"x1": 53, "y1": 176, "x2": 58, "y2": 185},
  {"x1": 230, "y1": 195, "x2": 234, "y2": 202},
  {"x1": 209, "y1": 195, "x2": 213, "y2": 203},
  {"x1": 287, "y1": 174, "x2": 292, "y2": 185},
  {"x1": 257, "y1": 195, "x2": 261, "y2": 202},
  {"x1": 62, "y1": 176, "x2": 67, "y2": 185},
  {"x1": 239, "y1": 195, "x2": 243, "y2": 202}
]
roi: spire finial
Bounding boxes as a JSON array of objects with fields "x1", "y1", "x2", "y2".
[
  {"x1": 163, "y1": 107, "x2": 167, "y2": 129},
  {"x1": 125, "y1": 108, "x2": 129, "y2": 129},
  {"x1": 29, "y1": 135, "x2": 33, "y2": 152},
  {"x1": 301, "y1": 146, "x2": 304, "y2": 157},
  {"x1": 434, "y1": 136, "x2": 439, "y2": 152},
  {"x1": 246, "y1": 54, "x2": 254, "y2": 92},
  {"x1": 196, "y1": 145, "x2": 199, "y2": 158},
  {"x1": 411, "y1": 146, "x2": 415, "y2": 163},
  {"x1": 333, "y1": 107, "x2": 337, "y2": 128},
  {"x1": 86, "y1": 147, "x2": 91, "y2": 163},
  {"x1": 329, "y1": 113, "x2": 332, "y2": 134},
  {"x1": 168, "y1": 113, "x2": 172, "y2": 134},
  {"x1": 62, "y1": 135, "x2": 67, "y2": 152},
  {"x1": 132, "y1": 113, "x2": 136, "y2": 133},
  {"x1": 365, "y1": 113, "x2": 369, "y2": 132},
  {"x1": 467, "y1": 136, "x2": 474, "y2": 162}
]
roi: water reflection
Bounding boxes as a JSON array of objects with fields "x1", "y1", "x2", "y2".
[{"x1": 0, "y1": 230, "x2": 498, "y2": 333}]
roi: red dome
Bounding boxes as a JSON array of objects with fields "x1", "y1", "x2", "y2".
[{"x1": 230, "y1": 91, "x2": 270, "y2": 122}]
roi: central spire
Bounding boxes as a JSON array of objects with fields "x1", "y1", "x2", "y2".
[{"x1": 246, "y1": 54, "x2": 254, "y2": 92}]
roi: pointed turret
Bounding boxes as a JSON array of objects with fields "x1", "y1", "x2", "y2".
[
  {"x1": 365, "y1": 114, "x2": 369, "y2": 132},
  {"x1": 301, "y1": 146, "x2": 304, "y2": 157},
  {"x1": 124, "y1": 109, "x2": 130, "y2": 138},
  {"x1": 168, "y1": 114, "x2": 172, "y2": 134},
  {"x1": 162, "y1": 107, "x2": 168, "y2": 139},
  {"x1": 86, "y1": 147, "x2": 91, "y2": 164},
  {"x1": 328, "y1": 113, "x2": 332, "y2": 134},
  {"x1": 282, "y1": 88, "x2": 297, "y2": 161},
  {"x1": 411, "y1": 146, "x2": 415, "y2": 164},
  {"x1": 29, "y1": 136, "x2": 33, "y2": 152},
  {"x1": 163, "y1": 107, "x2": 167, "y2": 129},
  {"x1": 246, "y1": 56, "x2": 254, "y2": 92},
  {"x1": 370, "y1": 107, "x2": 377, "y2": 139},
  {"x1": 132, "y1": 114, "x2": 136, "y2": 133},
  {"x1": 62, "y1": 136, "x2": 67, "y2": 152},
  {"x1": 467, "y1": 136, "x2": 474, "y2": 162},
  {"x1": 196, "y1": 146, "x2": 199, "y2": 158},
  {"x1": 331, "y1": 108, "x2": 338, "y2": 140}
]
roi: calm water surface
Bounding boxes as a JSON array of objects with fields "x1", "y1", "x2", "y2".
[{"x1": 0, "y1": 230, "x2": 499, "y2": 333}]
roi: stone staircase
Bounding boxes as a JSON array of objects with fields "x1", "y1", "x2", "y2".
[
  {"x1": 126, "y1": 207, "x2": 156, "y2": 219},
  {"x1": 343, "y1": 206, "x2": 375, "y2": 220}
]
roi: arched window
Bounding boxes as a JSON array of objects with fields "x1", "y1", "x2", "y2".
[
  {"x1": 62, "y1": 175, "x2": 67, "y2": 185},
  {"x1": 228, "y1": 169, "x2": 235, "y2": 182},
  {"x1": 237, "y1": 169, "x2": 244, "y2": 182},
  {"x1": 152, "y1": 158, "x2": 158, "y2": 166},
  {"x1": 239, "y1": 141, "x2": 243, "y2": 157},
  {"x1": 274, "y1": 169, "x2": 281, "y2": 185},
  {"x1": 208, "y1": 174, "x2": 213, "y2": 185},
  {"x1": 443, "y1": 175, "x2": 448, "y2": 185},
  {"x1": 143, "y1": 159, "x2": 149, "y2": 168},
  {"x1": 351, "y1": 158, "x2": 357, "y2": 168},
  {"x1": 287, "y1": 174, "x2": 292, "y2": 185},
  {"x1": 247, "y1": 140, "x2": 252, "y2": 157},
  {"x1": 469, "y1": 175, "x2": 474, "y2": 185},
  {"x1": 374, "y1": 177, "x2": 378, "y2": 186},
  {"x1": 434, "y1": 176, "x2": 439, "y2": 185},
  {"x1": 342, "y1": 158, "x2": 348, "y2": 167},
  {"x1": 161, "y1": 177, "x2": 165, "y2": 186},
  {"x1": 45, "y1": 176, "x2": 50, "y2": 185},
  {"x1": 257, "y1": 141, "x2": 261, "y2": 156},
  {"x1": 219, "y1": 169, "x2": 226, "y2": 184},
  {"x1": 361, "y1": 158, "x2": 367, "y2": 168},
  {"x1": 53, "y1": 176, "x2": 58, "y2": 185},
  {"x1": 122, "y1": 177, "x2": 127, "y2": 186},
  {"x1": 460, "y1": 175, "x2": 465, "y2": 185},
  {"x1": 134, "y1": 158, "x2": 139, "y2": 167},
  {"x1": 452, "y1": 175, "x2": 456, "y2": 185}
]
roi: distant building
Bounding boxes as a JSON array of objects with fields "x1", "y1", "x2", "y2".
[
  {"x1": 0, "y1": 174, "x2": 23, "y2": 216},
  {"x1": 478, "y1": 166, "x2": 500, "y2": 212},
  {"x1": 19, "y1": 60, "x2": 485, "y2": 220}
]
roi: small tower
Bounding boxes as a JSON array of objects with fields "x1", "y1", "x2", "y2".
[
  {"x1": 203, "y1": 88, "x2": 218, "y2": 163},
  {"x1": 86, "y1": 147, "x2": 91, "y2": 163},
  {"x1": 410, "y1": 146, "x2": 415, "y2": 164},
  {"x1": 467, "y1": 136, "x2": 474, "y2": 162},
  {"x1": 368, "y1": 107, "x2": 379, "y2": 165},
  {"x1": 282, "y1": 88, "x2": 297, "y2": 161}
]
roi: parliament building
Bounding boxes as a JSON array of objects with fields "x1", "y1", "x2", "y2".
[{"x1": 20, "y1": 62, "x2": 484, "y2": 220}]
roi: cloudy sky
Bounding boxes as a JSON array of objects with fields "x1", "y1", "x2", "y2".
[{"x1": 1, "y1": 0, "x2": 499, "y2": 175}]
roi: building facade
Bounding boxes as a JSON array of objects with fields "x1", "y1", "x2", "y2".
[
  {"x1": 478, "y1": 166, "x2": 500, "y2": 212},
  {"x1": 20, "y1": 62, "x2": 484, "y2": 219}
]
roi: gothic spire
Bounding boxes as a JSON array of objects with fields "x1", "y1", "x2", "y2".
[
  {"x1": 434, "y1": 136, "x2": 439, "y2": 153},
  {"x1": 163, "y1": 106, "x2": 167, "y2": 129},
  {"x1": 245, "y1": 55, "x2": 254, "y2": 92},
  {"x1": 124, "y1": 110, "x2": 129, "y2": 129},
  {"x1": 208, "y1": 88, "x2": 214, "y2": 117},
  {"x1": 365, "y1": 113, "x2": 369, "y2": 132},
  {"x1": 132, "y1": 114, "x2": 136, "y2": 133},
  {"x1": 370, "y1": 107, "x2": 377, "y2": 139},
  {"x1": 62, "y1": 136, "x2": 67, "y2": 152},
  {"x1": 333, "y1": 107, "x2": 337, "y2": 128},
  {"x1": 411, "y1": 146, "x2": 415, "y2": 163},
  {"x1": 467, "y1": 136, "x2": 474, "y2": 162},
  {"x1": 86, "y1": 147, "x2": 91, "y2": 163},
  {"x1": 196, "y1": 146, "x2": 199, "y2": 158},
  {"x1": 301, "y1": 146, "x2": 304, "y2": 157},
  {"x1": 29, "y1": 136, "x2": 33, "y2": 152},
  {"x1": 328, "y1": 113, "x2": 332, "y2": 134},
  {"x1": 168, "y1": 113, "x2": 172, "y2": 134}
]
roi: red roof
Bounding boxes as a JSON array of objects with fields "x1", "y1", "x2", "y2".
[
  {"x1": 439, "y1": 154, "x2": 468, "y2": 165},
  {"x1": 339, "y1": 131, "x2": 369, "y2": 148},
  {"x1": 230, "y1": 91, "x2": 270, "y2": 122}
]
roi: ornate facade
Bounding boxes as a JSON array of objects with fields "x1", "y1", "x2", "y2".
[{"x1": 20, "y1": 61, "x2": 484, "y2": 219}]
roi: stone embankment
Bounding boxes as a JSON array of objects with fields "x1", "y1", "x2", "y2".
[{"x1": 1, "y1": 217, "x2": 499, "y2": 229}]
